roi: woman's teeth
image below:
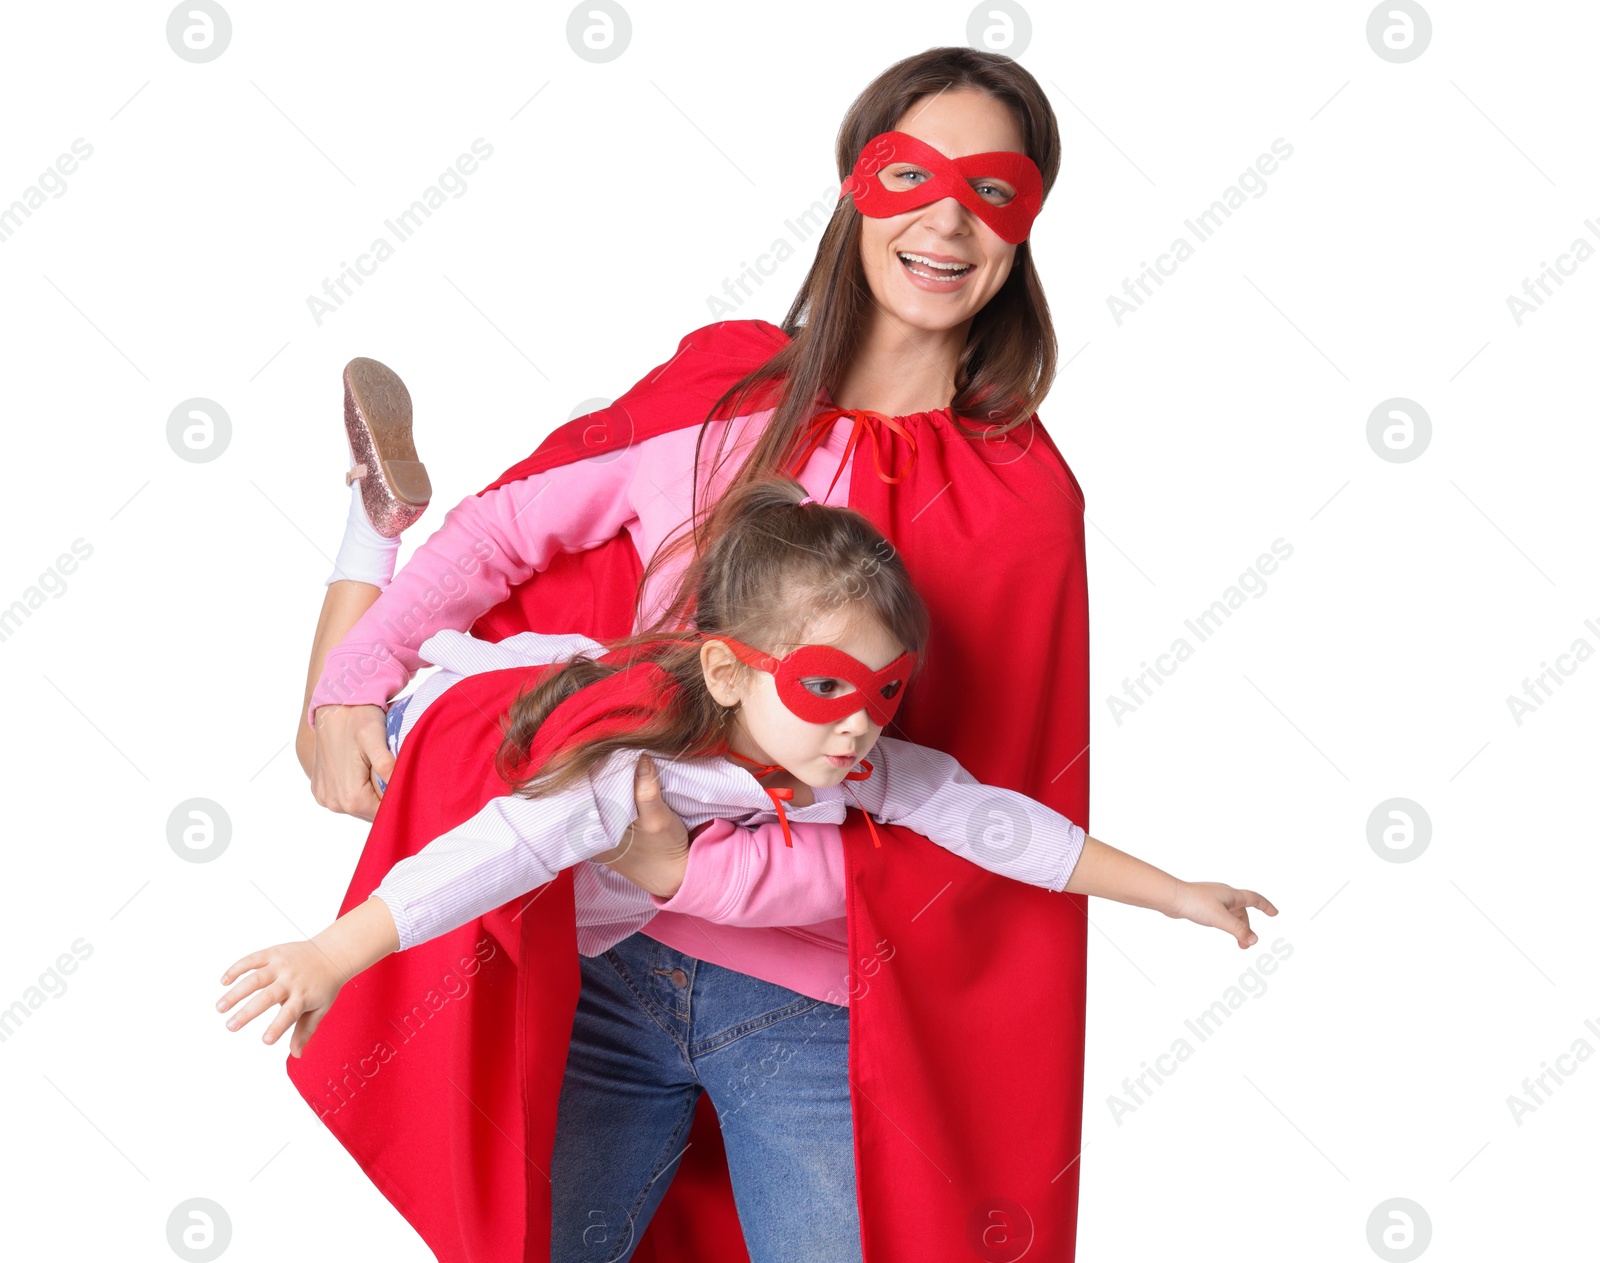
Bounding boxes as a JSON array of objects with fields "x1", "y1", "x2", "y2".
[{"x1": 898, "y1": 252, "x2": 974, "y2": 280}]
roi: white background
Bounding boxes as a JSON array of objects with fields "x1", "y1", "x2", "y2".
[{"x1": 0, "y1": 2, "x2": 1594, "y2": 1260}]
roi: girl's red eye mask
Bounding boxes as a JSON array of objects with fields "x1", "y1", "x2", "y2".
[
  {"x1": 716, "y1": 637, "x2": 916, "y2": 726},
  {"x1": 839, "y1": 129, "x2": 1044, "y2": 245}
]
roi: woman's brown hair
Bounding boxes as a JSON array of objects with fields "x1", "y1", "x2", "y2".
[
  {"x1": 496, "y1": 477, "x2": 930, "y2": 797},
  {"x1": 637, "y1": 46, "x2": 1062, "y2": 625}
]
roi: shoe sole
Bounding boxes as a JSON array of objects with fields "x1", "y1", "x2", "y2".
[{"x1": 343, "y1": 356, "x2": 432, "y2": 537}]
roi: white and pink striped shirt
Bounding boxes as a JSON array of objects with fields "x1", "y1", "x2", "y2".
[{"x1": 370, "y1": 629, "x2": 1086, "y2": 1005}]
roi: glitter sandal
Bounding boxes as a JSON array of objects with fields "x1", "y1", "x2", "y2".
[{"x1": 342, "y1": 356, "x2": 431, "y2": 538}]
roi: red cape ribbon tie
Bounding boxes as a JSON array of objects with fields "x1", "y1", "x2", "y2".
[
  {"x1": 789, "y1": 407, "x2": 917, "y2": 503},
  {"x1": 723, "y1": 750, "x2": 881, "y2": 848}
]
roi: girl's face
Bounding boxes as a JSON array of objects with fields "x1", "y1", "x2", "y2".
[
  {"x1": 703, "y1": 605, "x2": 908, "y2": 789},
  {"x1": 856, "y1": 87, "x2": 1028, "y2": 335}
]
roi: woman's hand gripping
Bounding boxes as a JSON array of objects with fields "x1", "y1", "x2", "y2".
[
  {"x1": 310, "y1": 703, "x2": 395, "y2": 822},
  {"x1": 595, "y1": 754, "x2": 693, "y2": 899}
]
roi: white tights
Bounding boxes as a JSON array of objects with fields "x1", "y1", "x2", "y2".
[{"x1": 325, "y1": 479, "x2": 401, "y2": 588}]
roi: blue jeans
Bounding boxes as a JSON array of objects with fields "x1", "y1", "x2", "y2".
[
  {"x1": 376, "y1": 694, "x2": 410, "y2": 791},
  {"x1": 550, "y1": 931, "x2": 861, "y2": 1263}
]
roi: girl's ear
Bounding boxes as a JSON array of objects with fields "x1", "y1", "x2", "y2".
[{"x1": 700, "y1": 639, "x2": 745, "y2": 707}]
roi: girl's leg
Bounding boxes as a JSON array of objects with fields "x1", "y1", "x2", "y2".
[
  {"x1": 294, "y1": 579, "x2": 383, "y2": 776},
  {"x1": 550, "y1": 933, "x2": 861, "y2": 1263},
  {"x1": 687, "y1": 961, "x2": 861, "y2": 1262},
  {"x1": 550, "y1": 936, "x2": 706, "y2": 1263},
  {"x1": 294, "y1": 356, "x2": 430, "y2": 777}
]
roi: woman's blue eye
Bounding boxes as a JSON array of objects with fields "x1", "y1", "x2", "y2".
[{"x1": 890, "y1": 167, "x2": 1012, "y2": 204}]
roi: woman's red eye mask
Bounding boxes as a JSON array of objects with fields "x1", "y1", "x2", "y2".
[
  {"x1": 839, "y1": 129, "x2": 1044, "y2": 245},
  {"x1": 717, "y1": 637, "x2": 916, "y2": 726}
]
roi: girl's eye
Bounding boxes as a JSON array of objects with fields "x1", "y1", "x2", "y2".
[
  {"x1": 800, "y1": 677, "x2": 856, "y2": 699},
  {"x1": 879, "y1": 680, "x2": 903, "y2": 700},
  {"x1": 974, "y1": 180, "x2": 1014, "y2": 204}
]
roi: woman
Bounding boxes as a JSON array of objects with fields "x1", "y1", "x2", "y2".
[{"x1": 289, "y1": 47, "x2": 1086, "y2": 1263}]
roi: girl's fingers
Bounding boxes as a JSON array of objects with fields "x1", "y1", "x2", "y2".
[
  {"x1": 225, "y1": 984, "x2": 288, "y2": 1033},
  {"x1": 216, "y1": 966, "x2": 275, "y2": 1015},
  {"x1": 1232, "y1": 888, "x2": 1277, "y2": 917},
  {"x1": 262, "y1": 998, "x2": 305, "y2": 1047},
  {"x1": 1219, "y1": 905, "x2": 1255, "y2": 948},
  {"x1": 290, "y1": 1008, "x2": 326, "y2": 1059},
  {"x1": 220, "y1": 950, "x2": 270, "y2": 986}
]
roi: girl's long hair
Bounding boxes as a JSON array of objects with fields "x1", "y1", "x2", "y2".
[
  {"x1": 496, "y1": 478, "x2": 930, "y2": 797},
  {"x1": 636, "y1": 46, "x2": 1062, "y2": 626}
]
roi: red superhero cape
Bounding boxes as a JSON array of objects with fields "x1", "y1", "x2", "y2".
[{"x1": 287, "y1": 319, "x2": 1091, "y2": 1262}]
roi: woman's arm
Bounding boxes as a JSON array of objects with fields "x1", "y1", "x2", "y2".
[
  {"x1": 307, "y1": 445, "x2": 643, "y2": 818},
  {"x1": 641, "y1": 818, "x2": 846, "y2": 927},
  {"x1": 307, "y1": 446, "x2": 644, "y2": 725},
  {"x1": 600, "y1": 755, "x2": 848, "y2": 927}
]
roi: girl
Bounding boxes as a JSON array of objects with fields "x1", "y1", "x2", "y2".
[{"x1": 225, "y1": 479, "x2": 1274, "y2": 1258}]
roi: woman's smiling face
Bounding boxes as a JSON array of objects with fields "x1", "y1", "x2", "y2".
[{"x1": 856, "y1": 87, "x2": 1029, "y2": 334}]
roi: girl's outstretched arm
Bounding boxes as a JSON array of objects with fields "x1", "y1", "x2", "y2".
[
  {"x1": 860, "y1": 738, "x2": 1277, "y2": 948},
  {"x1": 216, "y1": 896, "x2": 399, "y2": 1057},
  {"x1": 1064, "y1": 835, "x2": 1277, "y2": 949}
]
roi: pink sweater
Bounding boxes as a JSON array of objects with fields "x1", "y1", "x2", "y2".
[{"x1": 313, "y1": 412, "x2": 863, "y2": 1005}]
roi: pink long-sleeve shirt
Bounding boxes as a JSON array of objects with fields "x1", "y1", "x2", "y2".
[{"x1": 314, "y1": 411, "x2": 867, "y2": 1003}]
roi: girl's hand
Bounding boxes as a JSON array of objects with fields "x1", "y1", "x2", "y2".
[
  {"x1": 217, "y1": 941, "x2": 348, "y2": 1057},
  {"x1": 1165, "y1": 881, "x2": 1278, "y2": 949},
  {"x1": 598, "y1": 754, "x2": 691, "y2": 898}
]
